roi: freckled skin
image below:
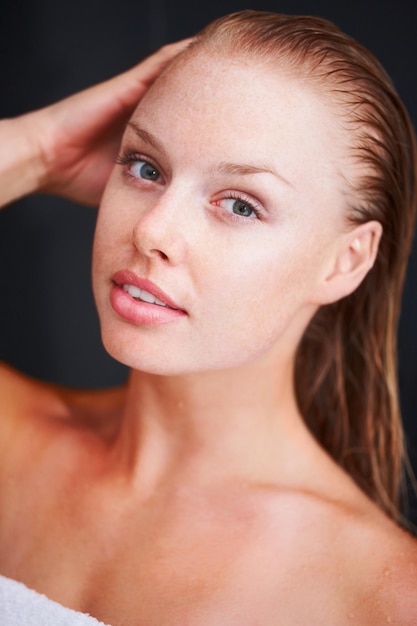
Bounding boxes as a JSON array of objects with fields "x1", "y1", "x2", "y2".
[
  {"x1": 0, "y1": 51, "x2": 417, "y2": 626},
  {"x1": 93, "y1": 52, "x2": 348, "y2": 376}
]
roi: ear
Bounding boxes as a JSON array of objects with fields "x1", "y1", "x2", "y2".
[{"x1": 314, "y1": 221, "x2": 383, "y2": 305}]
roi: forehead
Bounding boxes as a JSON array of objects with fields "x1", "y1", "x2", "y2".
[{"x1": 131, "y1": 51, "x2": 348, "y2": 193}]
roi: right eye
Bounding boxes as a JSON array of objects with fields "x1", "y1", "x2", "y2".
[
  {"x1": 115, "y1": 152, "x2": 161, "y2": 183},
  {"x1": 129, "y1": 160, "x2": 160, "y2": 182}
]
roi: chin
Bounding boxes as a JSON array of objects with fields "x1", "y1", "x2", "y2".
[
  {"x1": 100, "y1": 327, "x2": 204, "y2": 377},
  {"x1": 96, "y1": 303, "x2": 192, "y2": 375},
  {"x1": 97, "y1": 307, "x2": 293, "y2": 378}
]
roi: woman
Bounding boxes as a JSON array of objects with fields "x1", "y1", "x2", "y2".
[{"x1": 1, "y1": 10, "x2": 417, "y2": 625}]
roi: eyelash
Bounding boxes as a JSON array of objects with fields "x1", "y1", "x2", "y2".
[
  {"x1": 114, "y1": 151, "x2": 161, "y2": 181},
  {"x1": 115, "y1": 151, "x2": 264, "y2": 223},
  {"x1": 218, "y1": 191, "x2": 263, "y2": 223}
]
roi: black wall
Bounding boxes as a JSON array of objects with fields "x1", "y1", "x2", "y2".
[{"x1": 0, "y1": 0, "x2": 416, "y2": 520}]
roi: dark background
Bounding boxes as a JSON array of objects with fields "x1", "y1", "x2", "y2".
[{"x1": 0, "y1": 0, "x2": 416, "y2": 522}]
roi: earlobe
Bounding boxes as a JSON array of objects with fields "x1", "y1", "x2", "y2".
[{"x1": 317, "y1": 221, "x2": 383, "y2": 305}]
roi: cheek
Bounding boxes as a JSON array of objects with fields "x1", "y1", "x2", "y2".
[
  {"x1": 190, "y1": 234, "x2": 318, "y2": 362},
  {"x1": 91, "y1": 207, "x2": 129, "y2": 311},
  {"x1": 93, "y1": 186, "x2": 133, "y2": 270},
  {"x1": 91, "y1": 217, "x2": 112, "y2": 287},
  {"x1": 205, "y1": 229, "x2": 318, "y2": 311}
]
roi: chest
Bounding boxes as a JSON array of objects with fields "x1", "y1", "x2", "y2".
[
  {"x1": 0, "y1": 502, "x2": 364, "y2": 626},
  {"x1": 0, "y1": 461, "x2": 372, "y2": 625}
]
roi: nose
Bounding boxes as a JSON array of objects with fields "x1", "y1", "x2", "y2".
[{"x1": 131, "y1": 189, "x2": 191, "y2": 265}]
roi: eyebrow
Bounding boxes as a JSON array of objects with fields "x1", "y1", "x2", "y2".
[
  {"x1": 127, "y1": 122, "x2": 293, "y2": 188},
  {"x1": 214, "y1": 162, "x2": 293, "y2": 187},
  {"x1": 127, "y1": 122, "x2": 168, "y2": 159}
]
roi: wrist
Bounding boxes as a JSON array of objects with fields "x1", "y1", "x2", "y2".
[{"x1": 0, "y1": 114, "x2": 49, "y2": 207}]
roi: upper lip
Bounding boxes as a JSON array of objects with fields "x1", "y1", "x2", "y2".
[{"x1": 112, "y1": 269, "x2": 186, "y2": 312}]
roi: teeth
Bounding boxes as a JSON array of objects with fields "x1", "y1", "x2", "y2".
[
  {"x1": 123, "y1": 284, "x2": 141, "y2": 298},
  {"x1": 122, "y1": 284, "x2": 167, "y2": 307}
]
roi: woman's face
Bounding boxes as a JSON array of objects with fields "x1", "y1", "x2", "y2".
[{"x1": 93, "y1": 51, "x2": 351, "y2": 375}]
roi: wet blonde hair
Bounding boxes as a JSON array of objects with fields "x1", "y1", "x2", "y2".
[{"x1": 187, "y1": 11, "x2": 417, "y2": 522}]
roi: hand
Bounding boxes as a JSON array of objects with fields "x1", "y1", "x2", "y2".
[{"x1": 21, "y1": 40, "x2": 191, "y2": 206}]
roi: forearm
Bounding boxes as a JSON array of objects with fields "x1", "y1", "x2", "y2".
[
  {"x1": 0, "y1": 115, "x2": 47, "y2": 208},
  {"x1": 0, "y1": 41, "x2": 191, "y2": 210}
]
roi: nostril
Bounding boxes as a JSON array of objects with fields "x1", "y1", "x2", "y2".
[
  {"x1": 157, "y1": 249, "x2": 169, "y2": 261},
  {"x1": 131, "y1": 217, "x2": 183, "y2": 265}
]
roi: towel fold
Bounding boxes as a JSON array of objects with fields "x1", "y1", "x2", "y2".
[{"x1": 0, "y1": 575, "x2": 110, "y2": 625}]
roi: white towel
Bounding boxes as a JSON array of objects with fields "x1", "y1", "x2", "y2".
[{"x1": 0, "y1": 575, "x2": 111, "y2": 625}]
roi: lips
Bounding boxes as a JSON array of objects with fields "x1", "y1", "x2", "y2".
[
  {"x1": 112, "y1": 270, "x2": 184, "y2": 310},
  {"x1": 110, "y1": 270, "x2": 187, "y2": 326}
]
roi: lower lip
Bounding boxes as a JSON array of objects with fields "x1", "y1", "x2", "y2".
[{"x1": 110, "y1": 284, "x2": 187, "y2": 326}]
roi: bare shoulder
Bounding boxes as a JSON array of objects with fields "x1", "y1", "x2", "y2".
[
  {"x1": 316, "y1": 485, "x2": 417, "y2": 623},
  {"x1": 258, "y1": 476, "x2": 417, "y2": 623},
  {"x1": 0, "y1": 360, "x2": 125, "y2": 455},
  {"x1": 0, "y1": 361, "x2": 61, "y2": 441},
  {"x1": 357, "y1": 511, "x2": 417, "y2": 623}
]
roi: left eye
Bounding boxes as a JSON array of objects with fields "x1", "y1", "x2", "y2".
[
  {"x1": 221, "y1": 198, "x2": 256, "y2": 218},
  {"x1": 130, "y1": 160, "x2": 160, "y2": 181}
]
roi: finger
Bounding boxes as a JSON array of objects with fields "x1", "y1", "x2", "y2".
[
  {"x1": 55, "y1": 38, "x2": 193, "y2": 117},
  {"x1": 110, "y1": 38, "x2": 194, "y2": 92}
]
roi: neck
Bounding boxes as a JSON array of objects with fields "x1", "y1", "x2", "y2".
[{"x1": 109, "y1": 350, "x2": 319, "y2": 492}]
